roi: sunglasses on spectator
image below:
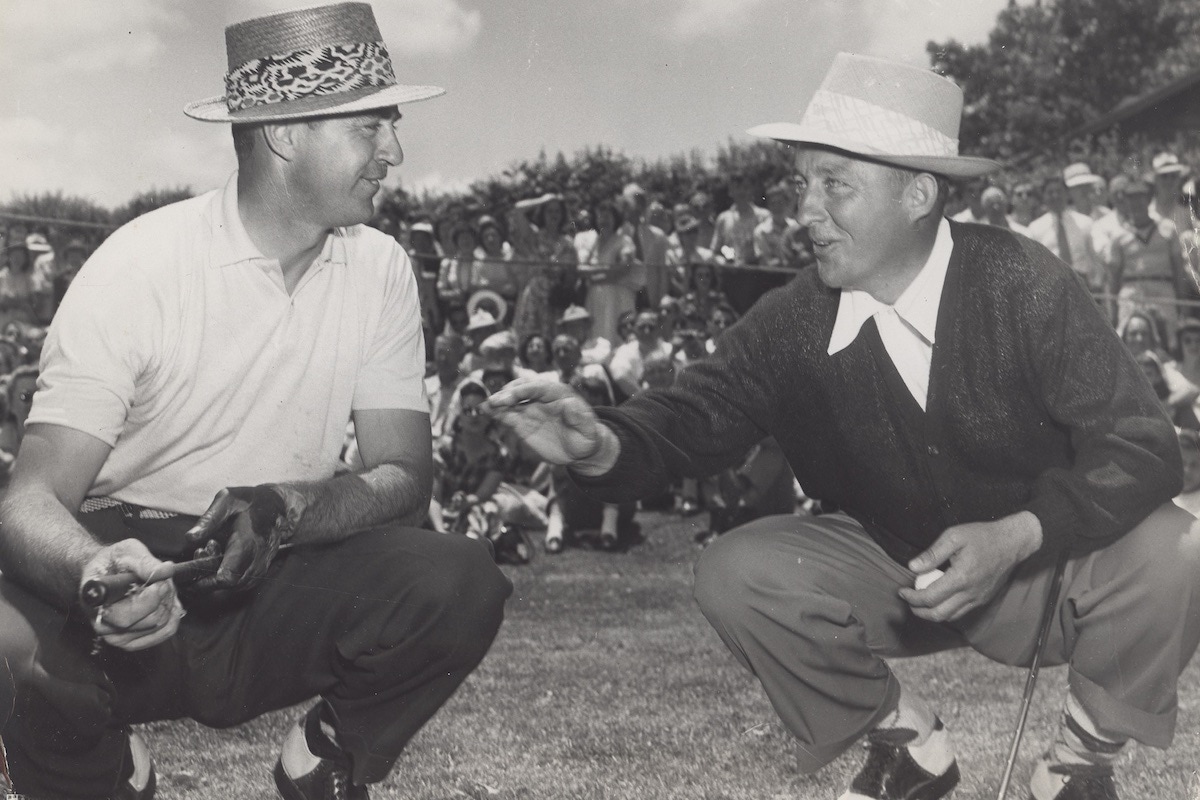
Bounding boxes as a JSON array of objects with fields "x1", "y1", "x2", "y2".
[
  {"x1": 461, "y1": 405, "x2": 484, "y2": 417},
  {"x1": 635, "y1": 323, "x2": 658, "y2": 332}
]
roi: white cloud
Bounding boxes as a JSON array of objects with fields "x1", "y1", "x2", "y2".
[
  {"x1": 243, "y1": 0, "x2": 482, "y2": 56},
  {"x1": 399, "y1": 170, "x2": 475, "y2": 197},
  {"x1": 669, "y1": 0, "x2": 771, "y2": 39},
  {"x1": 0, "y1": 0, "x2": 182, "y2": 73}
]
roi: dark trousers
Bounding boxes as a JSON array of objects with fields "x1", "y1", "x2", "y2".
[{"x1": 0, "y1": 508, "x2": 512, "y2": 798}]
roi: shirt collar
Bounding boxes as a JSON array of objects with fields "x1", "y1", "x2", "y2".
[
  {"x1": 827, "y1": 217, "x2": 954, "y2": 355},
  {"x1": 208, "y1": 171, "x2": 349, "y2": 270}
]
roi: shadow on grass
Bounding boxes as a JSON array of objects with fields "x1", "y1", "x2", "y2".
[{"x1": 144, "y1": 512, "x2": 1200, "y2": 799}]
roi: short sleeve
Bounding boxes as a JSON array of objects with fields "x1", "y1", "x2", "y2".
[
  {"x1": 352, "y1": 244, "x2": 429, "y2": 412},
  {"x1": 28, "y1": 243, "x2": 159, "y2": 446}
]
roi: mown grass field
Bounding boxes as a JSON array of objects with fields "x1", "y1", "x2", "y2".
[{"x1": 142, "y1": 511, "x2": 1200, "y2": 799}]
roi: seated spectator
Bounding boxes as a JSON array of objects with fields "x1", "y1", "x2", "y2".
[
  {"x1": 427, "y1": 333, "x2": 467, "y2": 438},
  {"x1": 543, "y1": 334, "x2": 624, "y2": 405},
  {"x1": 753, "y1": 180, "x2": 801, "y2": 268},
  {"x1": 666, "y1": 211, "x2": 715, "y2": 295},
  {"x1": 1174, "y1": 428, "x2": 1200, "y2": 517},
  {"x1": 433, "y1": 380, "x2": 545, "y2": 563},
  {"x1": 696, "y1": 437, "x2": 797, "y2": 548},
  {"x1": 557, "y1": 304, "x2": 612, "y2": 366},
  {"x1": 519, "y1": 332, "x2": 552, "y2": 374},
  {"x1": 472, "y1": 330, "x2": 539, "y2": 385},
  {"x1": 680, "y1": 261, "x2": 729, "y2": 323},
  {"x1": 617, "y1": 309, "x2": 639, "y2": 344},
  {"x1": 543, "y1": 372, "x2": 637, "y2": 554},
  {"x1": 1027, "y1": 174, "x2": 1102, "y2": 292},
  {"x1": 610, "y1": 310, "x2": 674, "y2": 397},
  {"x1": 658, "y1": 294, "x2": 682, "y2": 346},
  {"x1": 640, "y1": 352, "x2": 677, "y2": 392},
  {"x1": 711, "y1": 170, "x2": 769, "y2": 265},
  {"x1": 673, "y1": 314, "x2": 710, "y2": 370},
  {"x1": 1063, "y1": 162, "x2": 1110, "y2": 221},
  {"x1": 1120, "y1": 310, "x2": 1198, "y2": 427},
  {"x1": 461, "y1": 308, "x2": 500, "y2": 373},
  {"x1": 0, "y1": 364, "x2": 37, "y2": 459},
  {"x1": 705, "y1": 302, "x2": 739, "y2": 353}
]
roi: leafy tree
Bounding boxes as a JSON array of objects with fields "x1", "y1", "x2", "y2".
[
  {"x1": 1, "y1": 191, "x2": 112, "y2": 227},
  {"x1": 111, "y1": 187, "x2": 195, "y2": 227},
  {"x1": 928, "y1": 0, "x2": 1195, "y2": 163}
]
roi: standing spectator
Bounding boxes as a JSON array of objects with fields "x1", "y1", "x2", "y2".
[
  {"x1": 1010, "y1": 180, "x2": 1039, "y2": 229},
  {"x1": 437, "y1": 223, "x2": 478, "y2": 308},
  {"x1": 0, "y1": 239, "x2": 48, "y2": 330},
  {"x1": 711, "y1": 170, "x2": 770, "y2": 265},
  {"x1": 753, "y1": 180, "x2": 801, "y2": 269},
  {"x1": 620, "y1": 183, "x2": 671, "y2": 308},
  {"x1": 557, "y1": 304, "x2": 611, "y2": 367},
  {"x1": 576, "y1": 198, "x2": 639, "y2": 345},
  {"x1": 407, "y1": 218, "x2": 443, "y2": 333},
  {"x1": 980, "y1": 186, "x2": 1028, "y2": 235},
  {"x1": 510, "y1": 193, "x2": 580, "y2": 343},
  {"x1": 1063, "y1": 162, "x2": 1110, "y2": 220},
  {"x1": 1027, "y1": 175, "x2": 1101, "y2": 292},
  {"x1": 609, "y1": 310, "x2": 673, "y2": 398},
  {"x1": 48, "y1": 238, "x2": 88, "y2": 310},
  {"x1": 1149, "y1": 152, "x2": 1192, "y2": 237},
  {"x1": 426, "y1": 333, "x2": 467, "y2": 439},
  {"x1": 689, "y1": 190, "x2": 718, "y2": 252},
  {"x1": 666, "y1": 211, "x2": 714, "y2": 296},
  {"x1": 1108, "y1": 175, "x2": 1190, "y2": 338},
  {"x1": 472, "y1": 215, "x2": 521, "y2": 303},
  {"x1": 949, "y1": 178, "x2": 986, "y2": 223}
]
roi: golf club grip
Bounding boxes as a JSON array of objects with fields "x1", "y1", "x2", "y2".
[{"x1": 80, "y1": 555, "x2": 224, "y2": 608}]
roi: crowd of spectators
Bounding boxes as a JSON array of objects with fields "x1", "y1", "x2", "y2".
[{"x1": 4, "y1": 149, "x2": 1200, "y2": 560}]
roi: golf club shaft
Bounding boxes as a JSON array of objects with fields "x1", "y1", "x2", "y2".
[{"x1": 995, "y1": 550, "x2": 1069, "y2": 800}]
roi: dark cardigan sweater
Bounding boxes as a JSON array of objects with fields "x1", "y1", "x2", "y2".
[{"x1": 575, "y1": 221, "x2": 1182, "y2": 564}]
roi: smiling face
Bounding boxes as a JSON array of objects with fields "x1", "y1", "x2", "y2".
[
  {"x1": 793, "y1": 148, "x2": 914, "y2": 298},
  {"x1": 1122, "y1": 316, "x2": 1154, "y2": 355},
  {"x1": 286, "y1": 107, "x2": 404, "y2": 229}
]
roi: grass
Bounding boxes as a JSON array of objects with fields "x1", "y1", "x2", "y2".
[{"x1": 142, "y1": 511, "x2": 1200, "y2": 799}]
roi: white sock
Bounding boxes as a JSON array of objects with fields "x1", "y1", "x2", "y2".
[
  {"x1": 128, "y1": 730, "x2": 152, "y2": 791},
  {"x1": 1052, "y1": 694, "x2": 1125, "y2": 767},
  {"x1": 875, "y1": 690, "x2": 952, "y2": 776},
  {"x1": 601, "y1": 504, "x2": 619, "y2": 536},
  {"x1": 546, "y1": 503, "x2": 564, "y2": 542},
  {"x1": 279, "y1": 717, "x2": 322, "y2": 778}
]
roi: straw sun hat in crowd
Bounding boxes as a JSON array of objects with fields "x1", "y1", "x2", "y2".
[
  {"x1": 748, "y1": 52, "x2": 1001, "y2": 179},
  {"x1": 184, "y1": 2, "x2": 444, "y2": 123}
]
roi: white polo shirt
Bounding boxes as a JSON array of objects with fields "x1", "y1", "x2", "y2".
[{"x1": 30, "y1": 173, "x2": 427, "y2": 514}]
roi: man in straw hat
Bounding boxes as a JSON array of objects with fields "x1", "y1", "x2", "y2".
[
  {"x1": 488, "y1": 53, "x2": 1200, "y2": 800},
  {"x1": 0, "y1": 4, "x2": 511, "y2": 799}
]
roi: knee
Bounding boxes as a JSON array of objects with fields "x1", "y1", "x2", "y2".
[
  {"x1": 1135, "y1": 505, "x2": 1200, "y2": 589},
  {"x1": 693, "y1": 527, "x2": 782, "y2": 621}
]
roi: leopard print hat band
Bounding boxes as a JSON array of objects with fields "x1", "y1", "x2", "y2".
[{"x1": 184, "y1": 3, "x2": 443, "y2": 123}]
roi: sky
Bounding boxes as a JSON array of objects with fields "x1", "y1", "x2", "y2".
[{"x1": 0, "y1": 0, "x2": 1012, "y2": 209}]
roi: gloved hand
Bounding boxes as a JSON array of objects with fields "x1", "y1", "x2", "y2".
[
  {"x1": 184, "y1": 484, "x2": 306, "y2": 590},
  {"x1": 81, "y1": 539, "x2": 184, "y2": 651}
]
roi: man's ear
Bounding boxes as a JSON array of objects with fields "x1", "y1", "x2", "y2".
[
  {"x1": 260, "y1": 121, "x2": 303, "y2": 162},
  {"x1": 904, "y1": 173, "x2": 941, "y2": 223}
]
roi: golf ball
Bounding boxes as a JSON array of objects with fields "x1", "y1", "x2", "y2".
[{"x1": 914, "y1": 569, "x2": 944, "y2": 591}]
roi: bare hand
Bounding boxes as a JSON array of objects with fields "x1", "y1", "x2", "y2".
[
  {"x1": 185, "y1": 484, "x2": 306, "y2": 589},
  {"x1": 898, "y1": 511, "x2": 1043, "y2": 623},
  {"x1": 81, "y1": 539, "x2": 183, "y2": 651},
  {"x1": 484, "y1": 378, "x2": 613, "y2": 470}
]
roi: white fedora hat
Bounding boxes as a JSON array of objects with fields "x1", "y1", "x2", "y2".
[
  {"x1": 748, "y1": 53, "x2": 1000, "y2": 179},
  {"x1": 184, "y1": 2, "x2": 444, "y2": 123}
]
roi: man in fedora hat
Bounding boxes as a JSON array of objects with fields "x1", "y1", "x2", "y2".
[
  {"x1": 0, "y1": 4, "x2": 511, "y2": 799},
  {"x1": 488, "y1": 52, "x2": 1200, "y2": 800}
]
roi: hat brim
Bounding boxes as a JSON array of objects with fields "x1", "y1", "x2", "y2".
[
  {"x1": 184, "y1": 83, "x2": 445, "y2": 123},
  {"x1": 1065, "y1": 176, "x2": 1105, "y2": 188},
  {"x1": 747, "y1": 122, "x2": 1002, "y2": 179},
  {"x1": 1154, "y1": 166, "x2": 1189, "y2": 176}
]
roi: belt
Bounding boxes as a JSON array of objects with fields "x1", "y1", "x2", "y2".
[{"x1": 79, "y1": 496, "x2": 181, "y2": 520}]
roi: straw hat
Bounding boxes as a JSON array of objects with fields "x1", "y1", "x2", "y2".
[
  {"x1": 1152, "y1": 153, "x2": 1188, "y2": 176},
  {"x1": 748, "y1": 52, "x2": 1001, "y2": 179},
  {"x1": 1063, "y1": 163, "x2": 1105, "y2": 188},
  {"x1": 466, "y1": 308, "x2": 499, "y2": 332},
  {"x1": 558, "y1": 305, "x2": 592, "y2": 324},
  {"x1": 184, "y1": 3, "x2": 444, "y2": 123}
]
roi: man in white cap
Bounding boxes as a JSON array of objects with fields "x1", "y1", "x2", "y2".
[
  {"x1": 1063, "y1": 162, "x2": 1109, "y2": 221},
  {"x1": 488, "y1": 52, "x2": 1200, "y2": 800},
  {"x1": 0, "y1": 4, "x2": 511, "y2": 799},
  {"x1": 1148, "y1": 152, "x2": 1192, "y2": 237},
  {"x1": 1027, "y1": 174, "x2": 1102, "y2": 293}
]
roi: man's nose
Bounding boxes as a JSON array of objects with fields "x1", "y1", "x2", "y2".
[
  {"x1": 797, "y1": 184, "x2": 826, "y2": 227},
  {"x1": 379, "y1": 126, "x2": 403, "y2": 166}
]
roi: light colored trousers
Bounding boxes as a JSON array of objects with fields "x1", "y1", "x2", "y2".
[{"x1": 693, "y1": 504, "x2": 1200, "y2": 772}]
